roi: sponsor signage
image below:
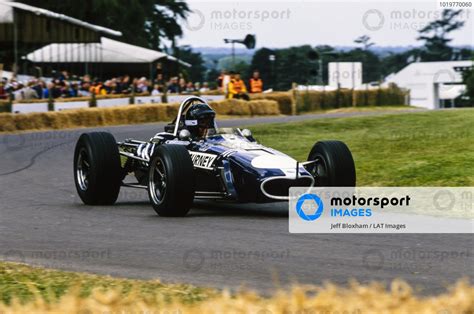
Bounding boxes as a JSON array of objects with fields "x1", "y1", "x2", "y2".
[{"x1": 189, "y1": 151, "x2": 217, "y2": 170}]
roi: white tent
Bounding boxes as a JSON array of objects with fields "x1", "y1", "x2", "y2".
[
  {"x1": 384, "y1": 61, "x2": 472, "y2": 109},
  {"x1": 25, "y1": 37, "x2": 191, "y2": 67}
]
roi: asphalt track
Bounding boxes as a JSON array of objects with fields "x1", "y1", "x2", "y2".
[{"x1": 0, "y1": 110, "x2": 472, "y2": 295}]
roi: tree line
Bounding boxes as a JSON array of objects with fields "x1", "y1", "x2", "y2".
[{"x1": 19, "y1": 3, "x2": 473, "y2": 99}]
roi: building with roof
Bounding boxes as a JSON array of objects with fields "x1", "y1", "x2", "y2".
[
  {"x1": 0, "y1": 0, "x2": 121, "y2": 75},
  {"x1": 384, "y1": 61, "x2": 473, "y2": 109},
  {"x1": 25, "y1": 37, "x2": 191, "y2": 79}
]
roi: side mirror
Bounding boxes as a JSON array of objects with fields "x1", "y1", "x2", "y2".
[
  {"x1": 179, "y1": 129, "x2": 191, "y2": 141},
  {"x1": 241, "y1": 129, "x2": 252, "y2": 137},
  {"x1": 241, "y1": 129, "x2": 256, "y2": 142}
]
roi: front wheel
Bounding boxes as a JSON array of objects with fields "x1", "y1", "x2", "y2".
[
  {"x1": 306, "y1": 140, "x2": 356, "y2": 186},
  {"x1": 148, "y1": 145, "x2": 195, "y2": 217},
  {"x1": 74, "y1": 132, "x2": 123, "y2": 205}
]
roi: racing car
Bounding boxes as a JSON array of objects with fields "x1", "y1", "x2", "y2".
[{"x1": 74, "y1": 96, "x2": 356, "y2": 216}]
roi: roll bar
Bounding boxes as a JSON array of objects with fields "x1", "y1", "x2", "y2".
[{"x1": 173, "y1": 96, "x2": 209, "y2": 137}]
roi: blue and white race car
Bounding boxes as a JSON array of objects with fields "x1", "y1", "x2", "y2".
[{"x1": 74, "y1": 96, "x2": 356, "y2": 216}]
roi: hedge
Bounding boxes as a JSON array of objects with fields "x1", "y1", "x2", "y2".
[
  {"x1": 0, "y1": 99, "x2": 279, "y2": 133},
  {"x1": 294, "y1": 86, "x2": 408, "y2": 112},
  {"x1": 248, "y1": 85, "x2": 408, "y2": 114}
]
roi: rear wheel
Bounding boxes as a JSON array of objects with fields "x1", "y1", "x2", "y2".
[
  {"x1": 148, "y1": 145, "x2": 195, "y2": 216},
  {"x1": 306, "y1": 140, "x2": 356, "y2": 186},
  {"x1": 74, "y1": 132, "x2": 122, "y2": 205}
]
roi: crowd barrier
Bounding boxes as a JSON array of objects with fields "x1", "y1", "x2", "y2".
[
  {"x1": 3, "y1": 93, "x2": 227, "y2": 114},
  {"x1": 0, "y1": 98, "x2": 279, "y2": 132}
]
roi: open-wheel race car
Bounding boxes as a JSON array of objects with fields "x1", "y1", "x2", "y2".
[{"x1": 74, "y1": 96, "x2": 356, "y2": 216}]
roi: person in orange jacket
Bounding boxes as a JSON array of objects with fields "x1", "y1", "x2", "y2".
[
  {"x1": 227, "y1": 72, "x2": 249, "y2": 100},
  {"x1": 249, "y1": 70, "x2": 263, "y2": 93}
]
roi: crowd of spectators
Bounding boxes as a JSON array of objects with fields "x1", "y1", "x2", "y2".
[{"x1": 0, "y1": 71, "x2": 213, "y2": 101}]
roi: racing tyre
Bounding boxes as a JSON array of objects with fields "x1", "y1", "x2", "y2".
[
  {"x1": 148, "y1": 144, "x2": 195, "y2": 217},
  {"x1": 74, "y1": 132, "x2": 122, "y2": 205},
  {"x1": 306, "y1": 140, "x2": 356, "y2": 186}
]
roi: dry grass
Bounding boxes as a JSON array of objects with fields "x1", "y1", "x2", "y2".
[
  {"x1": 0, "y1": 99, "x2": 279, "y2": 133},
  {"x1": 250, "y1": 92, "x2": 295, "y2": 115},
  {"x1": 0, "y1": 262, "x2": 472, "y2": 313}
]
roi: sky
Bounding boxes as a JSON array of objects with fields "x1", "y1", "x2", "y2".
[{"x1": 178, "y1": 0, "x2": 473, "y2": 48}]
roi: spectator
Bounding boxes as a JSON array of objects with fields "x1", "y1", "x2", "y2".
[
  {"x1": 167, "y1": 77, "x2": 179, "y2": 93},
  {"x1": 178, "y1": 78, "x2": 186, "y2": 93},
  {"x1": 32, "y1": 80, "x2": 44, "y2": 99},
  {"x1": 199, "y1": 82, "x2": 210, "y2": 93},
  {"x1": 103, "y1": 80, "x2": 112, "y2": 94},
  {"x1": 70, "y1": 82, "x2": 79, "y2": 97},
  {"x1": 249, "y1": 70, "x2": 263, "y2": 93},
  {"x1": 59, "y1": 81, "x2": 70, "y2": 98},
  {"x1": 78, "y1": 82, "x2": 91, "y2": 97},
  {"x1": 90, "y1": 81, "x2": 107, "y2": 95},
  {"x1": 227, "y1": 72, "x2": 249, "y2": 100},
  {"x1": 217, "y1": 70, "x2": 230, "y2": 93},
  {"x1": 120, "y1": 75, "x2": 131, "y2": 93},
  {"x1": 185, "y1": 81, "x2": 195, "y2": 93},
  {"x1": 151, "y1": 84, "x2": 161, "y2": 96},
  {"x1": 0, "y1": 71, "x2": 210, "y2": 101},
  {"x1": 44, "y1": 81, "x2": 61, "y2": 99},
  {"x1": 26, "y1": 81, "x2": 40, "y2": 99},
  {"x1": 0, "y1": 79, "x2": 6, "y2": 99},
  {"x1": 136, "y1": 77, "x2": 149, "y2": 94}
]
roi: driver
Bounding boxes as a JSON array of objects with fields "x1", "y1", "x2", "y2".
[{"x1": 184, "y1": 103, "x2": 216, "y2": 139}]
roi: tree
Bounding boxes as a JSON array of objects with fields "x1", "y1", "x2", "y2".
[
  {"x1": 354, "y1": 35, "x2": 374, "y2": 50},
  {"x1": 146, "y1": 1, "x2": 190, "y2": 50},
  {"x1": 462, "y1": 66, "x2": 474, "y2": 105},
  {"x1": 274, "y1": 45, "x2": 317, "y2": 90},
  {"x1": 21, "y1": 0, "x2": 190, "y2": 50},
  {"x1": 173, "y1": 46, "x2": 205, "y2": 83},
  {"x1": 379, "y1": 48, "x2": 422, "y2": 76},
  {"x1": 339, "y1": 48, "x2": 382, "y2": 83},
  {"x1": 417, "y1": 9, "x2": 465, "y2": 61},
  {"x1": 249, "y1": 48, "x2": 275, "y2": 89}
]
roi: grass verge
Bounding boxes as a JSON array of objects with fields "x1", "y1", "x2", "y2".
[
  {"x1": 251, "y1": 108, "x2": 474, "y2": 186},
  {"x1": 0, "y1": 262, "x2": 472, "y2": 313}
]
